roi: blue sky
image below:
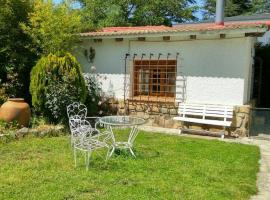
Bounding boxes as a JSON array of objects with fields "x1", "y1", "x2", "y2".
[
  {"x1": 53, "y1": 0, "x2": 204, "y2": 20},
  {"x1": 196, "y1": 0, "x2": 204, "y2": 19}
]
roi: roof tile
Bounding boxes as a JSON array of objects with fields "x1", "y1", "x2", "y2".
[{"x1": 80, "y1": 21, "x2": 270, "y2": 37}]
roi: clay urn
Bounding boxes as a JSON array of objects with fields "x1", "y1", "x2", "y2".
[{"x1": 0, "y1": 98, "x2": 31, "y2": 127}]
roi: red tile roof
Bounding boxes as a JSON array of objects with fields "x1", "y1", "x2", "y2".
[
  {"x1": 80, "y1": 21, "x2": 270, "y2": 37},
  {"x1": 102, "y1": 25, "x2": 171, "y2": 32}
]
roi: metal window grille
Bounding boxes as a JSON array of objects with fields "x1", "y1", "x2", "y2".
[{"x1": 129, "y1": 60, "x2": 177, "y2": 103}]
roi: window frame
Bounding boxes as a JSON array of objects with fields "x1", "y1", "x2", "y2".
[{"x1": 132, "y1": 60, "x2": 177, "y2": 101}]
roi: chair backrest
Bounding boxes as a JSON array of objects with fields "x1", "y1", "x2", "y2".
[
  {"x1": 67, "y1": 102, "x2": 87, "y2": 119},
  {"x1": 178, "y1": 103, "x2": 233, "y2": 122},
  {"x1": 68, "y1": 115, "x2": 82, "y2": 137},
  {"x1": 69, "y1": 115, "x2": 92, "y2": 139}
]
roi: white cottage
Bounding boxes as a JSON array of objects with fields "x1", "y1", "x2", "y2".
[
  {"x1": 76, "y1": 18, "x2": 270, "y2": 136},
  {"x1": 78, "y1": 22, "x2": 270, "y2": 105}
]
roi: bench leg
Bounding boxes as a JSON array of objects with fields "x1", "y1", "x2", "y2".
[
  {"x1": 179, "y1": 129, "x2": 182, "y2": 134},
  {"x1": 221, "y1": 127, "x2": 226, "y2": 139}
]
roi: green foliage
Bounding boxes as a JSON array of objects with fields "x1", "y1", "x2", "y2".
[
  {"x1": 21, "y1": 0, "x2": 82, "y2": 55},
  {"x1": 203, "y1": 0, "x2": 270, "y2": 19},
  {"x1": 0, "y1": 0, "x2": 82, "y2": 104},
  {"x1": 0, "y1": 120, "x2": 19, "y2": 131},
  {"x1": 83, "y1": 74, "x2": 101, "y2": 116},
  {"x1": 0, "y1": 133, "x2": 260, "y2": 199},
  {"x1": 30, "y1": 115, "x2": 48, "y2": 128},
  {"x1": 84, "y1": 74, "x2": 118, "y2": 116},
  {"x1": 0, "y1": 120, "x2": 19, "y2": 143},
  {"x1": 0, "y1": 117, "x2": 66, "y2": 143},
  {"x1": 30, "y1": 53, "x2": 87, "y2": 123},
  {"x1": 250, "y1": 0, "x2": 270, "y2": 14},
  {"x1": 0, "y1": 88, "x2": 8, "y2": 105},
  {"x1": 0, "y1": 0, "x2": 38, "y2": 102},
  {"x1": 79, "y1": 0, "x2": 198, "y2": 30}
]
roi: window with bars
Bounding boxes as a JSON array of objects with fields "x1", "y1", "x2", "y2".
[{"x1": 132, "y1": 60, "x2": 177, "y2": 101}]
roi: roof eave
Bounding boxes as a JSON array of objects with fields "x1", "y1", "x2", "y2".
[{"x1": 80, "y1": 26, "x2": 269, "y2": 39}]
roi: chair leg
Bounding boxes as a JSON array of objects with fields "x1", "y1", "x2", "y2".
[
  {"x1": 108, "y1": 146, "x2": 115, "y2": 158},
  {"x1": 73, "y1": 148, "x2": 77, "y2": 168},
  {"x1": 129, "y1": 148, "x2": 136, "y2": 157},
  {"x1": 221, "y1": 127, "x2": 226, "y2": 139},
  {"x1": 70, "y1": 135, "x2": 74, "y2": 148},
  {"x1": 85, "y1": 152, "x2": 87, "y2": 167},
  {"x1": 86, "y1": 151, "x2": 91, "y2": 170},
  {"x1": 106, "y1": 147, "x2": 111, "y2": 161}
]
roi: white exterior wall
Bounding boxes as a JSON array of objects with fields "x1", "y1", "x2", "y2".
[{"x1": 76, "y1": 37, "x2": 254, "y2": 106}]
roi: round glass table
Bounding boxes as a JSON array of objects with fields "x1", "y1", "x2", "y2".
[{"x1": 99, "y1": 116, "x2": 146, "y2": 157}]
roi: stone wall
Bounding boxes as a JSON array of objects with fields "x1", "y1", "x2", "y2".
[
  {"x1": 110, "y1": 99, "x2": 251, "y2": 137},
  {"x1": 111, "y1": 100, "x2": 181, "y2": 128},
  {"x1": 232, "y1": 105, "x2": 250, "y2": 137}
]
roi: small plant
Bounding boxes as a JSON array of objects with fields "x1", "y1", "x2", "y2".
[
  {"x1": 0, "y1": 120, "x2": 19, "y2": 143},
  {"x1": 84, "y1": 73, "x2": 118, "y2": 116},
  {"x1": 30, "y1": 114, "x2": 48, "y2": 128},
  {"x1": 0, "y1": 120, "x2": 19, "y2": 130},
  {"x1": 84, "y1": 73, "x2": 102, "y2": 116},
  {"x1": 0, "y1": 87, "x2": 8, "y2": 105}
]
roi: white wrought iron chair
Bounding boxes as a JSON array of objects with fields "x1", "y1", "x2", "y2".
[
  {"x1": 67, "y1": 102, "x2": 101, "y2": 145},
  {"x1": 69, "y1": 116, "x2": 113, "y2": 170}
]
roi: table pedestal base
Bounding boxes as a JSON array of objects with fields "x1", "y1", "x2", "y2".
[{"x1": 108, "y1": 125, "x2": 139, "y2": 157}]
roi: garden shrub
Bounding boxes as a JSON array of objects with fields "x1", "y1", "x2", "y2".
[{"x1": 30, "y1": 53, "x2": 87, "y2": 123}]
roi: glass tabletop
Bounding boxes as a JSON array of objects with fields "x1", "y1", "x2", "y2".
[{"x1": 99, "y1": 116, "x2": 146, "y2": 126}]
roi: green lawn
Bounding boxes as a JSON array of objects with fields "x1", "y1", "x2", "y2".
[{"x1": 0, "y1": 131, "x2": 260, "y2": 200}]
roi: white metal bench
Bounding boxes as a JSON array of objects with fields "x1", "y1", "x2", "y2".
[{"x1": 173, "y1": 103, "x2": 233, "y2": 138}]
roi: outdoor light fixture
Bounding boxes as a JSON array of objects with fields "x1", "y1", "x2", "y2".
[
  {"x1": 84, "y1": 47, "x2": 96, "y2": 63},
  {"x1": 90, "y1": 65, "x2": 96, "y2": 73}
]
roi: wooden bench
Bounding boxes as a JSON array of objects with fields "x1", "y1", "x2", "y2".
[{"x1": 173, "y1": 103, "x2": 233, "y2": 138}]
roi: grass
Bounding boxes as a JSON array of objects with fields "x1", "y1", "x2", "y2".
[{"x1": 0, "y1": 131, "x2": 260, "y2": 200}]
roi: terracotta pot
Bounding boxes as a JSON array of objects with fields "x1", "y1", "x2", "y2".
[{"x1": 0, "y1": 98, "x2": 31, "y2": 127}]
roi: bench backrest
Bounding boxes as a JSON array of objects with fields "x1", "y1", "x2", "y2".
[{"x1": 178, "y1": 103, "x2": 234, "y2": 122}]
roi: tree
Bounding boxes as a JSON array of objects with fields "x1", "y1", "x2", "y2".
[
  {"x1": 0, "y1": 0, "x2": 37, "y2": 102},
  {"x1": 21, "y1": 0, "x2": 82, "y2": 55},
  {"x1": 203, "y1": 0, "x2": 270, "y2": 19},
  {"x1": 203, "y1": 0, "x2": 252, "y2": 19},
  {"x1": 250, "y1": 0, "x2": 270, "y2": 14},
  {"x1": 78, "y1": 0, "x2": 198, "y2": 30}
]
